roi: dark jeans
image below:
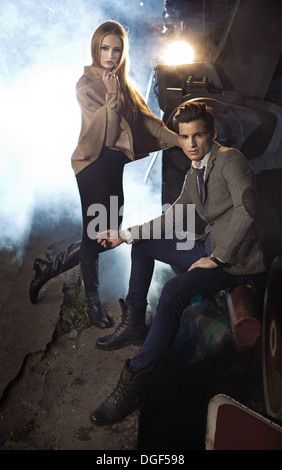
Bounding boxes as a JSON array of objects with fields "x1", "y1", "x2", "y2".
[
  {"x1": 127, "y1": 234, "x2": 249, "y2": 374},
  {"x1": 76, "y1": 148, "x2": 129, "y2": 263}
]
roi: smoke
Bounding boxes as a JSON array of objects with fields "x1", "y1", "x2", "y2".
[
  {"x1": 0, "y1": 0, "x2": 176, "y2": 312},
  {"x1": 0, "y1": 0, "x2": 165, "y2": 257}
]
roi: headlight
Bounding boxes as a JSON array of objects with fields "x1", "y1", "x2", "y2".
[{"x1": 162, "y1": 41, "x2": 194, "y2": 65}]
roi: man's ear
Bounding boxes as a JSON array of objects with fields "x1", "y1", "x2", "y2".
[
  {"x1": 178, "y1": 134, "x2": 182, "y2": 146},
  {"x1": 212, "y1": 128, "x2": 217, "y2": 141}
]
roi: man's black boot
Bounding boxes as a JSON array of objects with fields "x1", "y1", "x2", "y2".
[
  {"x1": 29, "y1": 240, "x2": 81, "y2": 304},
  {"x1": 96, "y1": 299, "x2": 148, "y2": 349},
  {"x1": 90, "y1": 359, "x2": 144, "y2": 425},
  {"x1": 80, "y1": 261, "x2": 112, "y2": 329}
]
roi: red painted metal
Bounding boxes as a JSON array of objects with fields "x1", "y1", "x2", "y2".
[{"x1": 206, "y1": 394, "x2": 282, "y2": 450}]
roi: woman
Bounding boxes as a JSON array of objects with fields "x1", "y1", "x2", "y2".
[{"x1": 30, "y1": 21, "x2": 179, "y2": 329}]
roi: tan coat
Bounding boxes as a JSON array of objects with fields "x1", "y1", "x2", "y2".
[
  {"x1": 128, "y1": 142, "x2": 266, "y2": 275},
  {"x1": 71, "y1": 66, "x2": 179, "y2": 175}
]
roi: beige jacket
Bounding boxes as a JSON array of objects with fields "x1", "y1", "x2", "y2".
[
  {"x1": 71, "y1": 66, "x2": 179, "y2": 175},
  {"x1": 128, "y1": 142, "x2": 266, "y2": 275}
]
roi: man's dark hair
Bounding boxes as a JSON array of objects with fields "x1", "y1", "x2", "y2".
[{"x1": 172, "y1": 101, "x2": 215, "y2": 134}]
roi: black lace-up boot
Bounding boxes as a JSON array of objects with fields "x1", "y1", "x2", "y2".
[
  {"x1": 90, "y1": 359, "x2": 144, "y2": 425},
  {"x1": 29, "y1": 240, "x2": 81, "y2": 304},
  {"x1": 96, "y1": 299, "x2": 148, "y2": 349}
]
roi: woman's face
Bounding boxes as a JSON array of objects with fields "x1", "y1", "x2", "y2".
[{"x1": 99, "y1": 34, "x2": 122, "y2": 70}]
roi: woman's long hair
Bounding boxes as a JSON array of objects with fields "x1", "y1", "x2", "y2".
[{"x1": 91, "y1": 21, "x2": 163, "y2": 123}]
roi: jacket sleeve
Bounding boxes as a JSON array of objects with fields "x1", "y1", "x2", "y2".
[
  {"x1": 143, "y1": 114, "x2": 180, "y2": 148},
  {"x1": 104, "y1": 93, "x2": 121, "y2": 147},
  {"x1": 212, "y1": 152, "x2": 257, "y2": 263},
  {"x1": 127, "y1": 175, "x2": 194, "y2": 243},
  {"x1": 76, "y1": 87, "x2": 120, "y2": 158}
]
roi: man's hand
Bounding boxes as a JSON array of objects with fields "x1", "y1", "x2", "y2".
[
  {"x1": 97, "y1": 229, "x2": 124, "y2": 249},
  {"x1": 188, "y1": 256, "x2": 218, "y2": 271}
]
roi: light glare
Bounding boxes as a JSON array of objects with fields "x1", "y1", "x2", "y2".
[{"x1": 163, "y1": 41, "x2": 194, "y2": 65}]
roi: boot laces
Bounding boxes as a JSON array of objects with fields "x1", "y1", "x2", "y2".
[
  {"x1": 113, "y1": 310, "x2": 128, "y2": 335},
  {"x1": 110, "y1": 373, "x2": 142, "y2": 403}
]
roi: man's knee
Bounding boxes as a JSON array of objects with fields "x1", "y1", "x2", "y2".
[
  {"x1": 131, "y1": 242, "x2": 145, "y2": 259},
  {"x1": 159, "y1": 278, "x2": 182, "y2": 307},
  {"x1": 131, "y1": 239, "x2": 155, "y2": 259}
]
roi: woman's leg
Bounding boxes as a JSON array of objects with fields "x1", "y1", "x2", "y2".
[
  {"x1": 29, "y1": 240, "x2": 81, "y2": 304},
  {"x1": 76, "y1": 149, "x2": 128, "y2": 327}
]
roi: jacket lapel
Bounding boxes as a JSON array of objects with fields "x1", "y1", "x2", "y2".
[
  {"x1": 202, "y1": 142, "x2": 219, "y2": 202},
  {"x1": 205, "y1": 142, "x2": 218, "y2": 181}
]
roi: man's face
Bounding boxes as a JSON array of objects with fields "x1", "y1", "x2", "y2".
[{"x1": 178, "y1": 119, "x2": 216, "y2": 166}]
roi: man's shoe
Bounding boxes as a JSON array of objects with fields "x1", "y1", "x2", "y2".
[
  {"x1": 90, "y1": 360, "x2": 144, "y2": 425},
  {"x1": 96, "y1": 299, "x2": 148, "y2": 350}
]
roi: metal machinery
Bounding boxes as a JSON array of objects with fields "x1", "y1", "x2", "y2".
[{"x1": 147, "y1": 0, "x2": 282, "y2": 439}]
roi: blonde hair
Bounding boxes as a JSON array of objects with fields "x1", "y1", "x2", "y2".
[{"x1": 91, "y1": 21, "x2": 164, "y2": 123}]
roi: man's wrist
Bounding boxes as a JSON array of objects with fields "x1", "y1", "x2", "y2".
[
  {"x1": 209, "y1": 254, "x2": 225, "y2": 266},
  {"x1": 120, "y1": 229, "x2": 133, "y2": 244}
]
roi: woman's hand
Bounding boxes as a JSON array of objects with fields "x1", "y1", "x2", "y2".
[{"x1": 102, "y1": 70, "x2": 119, "y2": 93}]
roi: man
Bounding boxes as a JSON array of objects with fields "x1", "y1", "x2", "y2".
[{"x1": 90, "y1": 101, "x2": 266, "y2": 426}]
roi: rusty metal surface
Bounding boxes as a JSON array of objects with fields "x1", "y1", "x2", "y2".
[{"x1": 226, "y1": 285, "x2": 262, "y2": 349}]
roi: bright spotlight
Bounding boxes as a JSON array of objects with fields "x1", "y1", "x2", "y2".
[{"x1": 163, "y1": 41, "x2": 194, "y2": 65}]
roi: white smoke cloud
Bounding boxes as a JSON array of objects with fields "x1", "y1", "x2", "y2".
[{"x1": 0, "y1": 0, "x2": 165, "y2": 256}]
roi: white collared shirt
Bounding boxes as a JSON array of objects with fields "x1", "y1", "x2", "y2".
[{"x1": 191, "y1": 150, "x2": 211, "y2": 179}]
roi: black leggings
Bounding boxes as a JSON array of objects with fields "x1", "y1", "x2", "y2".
[{"x1": 76, "y1": 148, "x2": 129, "y2": 263}]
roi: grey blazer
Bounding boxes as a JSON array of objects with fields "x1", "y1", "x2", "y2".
[{"x1": 128, "y1": 142, "x2": 266, "y2": 275}]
